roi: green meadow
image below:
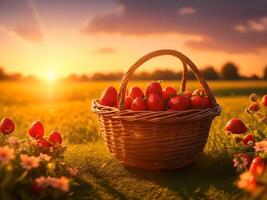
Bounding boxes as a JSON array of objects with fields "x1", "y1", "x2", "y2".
[{"x1": 1, "y1": 80, "x2": 266, "y2": 199}]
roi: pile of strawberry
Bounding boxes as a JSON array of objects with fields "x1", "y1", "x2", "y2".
[
  {"x1": 0, "y1": 118, "x2": 63, "y2": 150},
  {"x1": 99, "y1": 81, "x2": 212, "y2": 111}
]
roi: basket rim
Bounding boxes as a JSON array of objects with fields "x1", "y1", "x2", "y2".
[{"x1": 91, "y1": 99, "x2": 221, "y2": 123}]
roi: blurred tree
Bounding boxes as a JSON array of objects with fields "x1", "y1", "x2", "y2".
[
  {"x1": 151, "y1": 69, "x2": 177, "y2": 80},
  {"x1": 187, "y1": 70, "x2": 197, "y2": 80},
  {"x1": 80, "y1": 74, "x2": 90, "y2": 81},
  {"x1": 220, "y1": 62, "x2": 241, "y2": 80},
  {"x1": 9, "y1": 73, "x2": 22, "y2": 81},
  {"x1": 133, "y1": 72, "x2": 150, "y2": 80},
  {"x1": 263, "y1": 66, "x2": 267, "y2": 79},
  {"x1": 91, "y1": 72, "x2": 123, "y2": 80},
  {"x1": 249, "y1": 74, "x2": 260, "y2": 80},
  {"x1": 66, "y1": 74, "x2": 80, "y2": 82},
  {"x1": 0, "y1": 67, "x2": 8, "y2": 80},
  {"x1": 201, "y1": 66, "x2": 219, "y2": 80}
]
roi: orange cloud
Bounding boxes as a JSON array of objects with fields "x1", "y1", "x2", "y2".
[
  {"x1": 178, "y1": 7, "x2": 195, "y2": 15},
  {"x1": 13, "y1": 25, "x2": 44, "y2": 43},
  {"x1": 82, "y1": 0, "x2": 267, "y2": 53},
  {"x1": 93, "y1": 47, "x2": 117, "y2": 54}
]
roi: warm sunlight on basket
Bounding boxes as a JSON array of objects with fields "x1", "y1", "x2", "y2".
[{"x1": 92, "y1": 49, "x2": 221, "y2": 170}]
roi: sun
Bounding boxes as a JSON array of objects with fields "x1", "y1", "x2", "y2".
[{"x1": 43, "y1": 70, "x2": 58, "y2": 82}]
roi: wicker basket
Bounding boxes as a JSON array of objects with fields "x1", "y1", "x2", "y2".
[{"x1": 92, "y1": 49, "x2": 221, "y2": 170}]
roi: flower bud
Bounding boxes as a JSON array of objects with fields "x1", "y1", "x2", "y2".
[
  {"x1": 249, "y1": 93, "x2": 258, "y2": 102},
  {"x1": 249, "y1": 103, "x2": 260, "y2": 112}
]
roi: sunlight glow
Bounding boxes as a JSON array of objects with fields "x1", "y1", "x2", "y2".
[{"x1": 44, "y1": 70, "x2": 58, "y2": 82}]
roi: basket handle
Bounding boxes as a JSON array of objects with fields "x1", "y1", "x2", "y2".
[{"x1": 118, "y1": 49, "x2": 218, "y2": 109}]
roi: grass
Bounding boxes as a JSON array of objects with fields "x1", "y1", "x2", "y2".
[{"x1": 0, "y1": 80, "x2": 266, "y2": 199}]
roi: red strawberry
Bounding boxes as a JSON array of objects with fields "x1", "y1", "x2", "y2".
[
  {"x1": 162, "y1": 87, "x2": 177, "y2": 101},
  {"x1": 131, "y1": 97, "x2": 147, "y2": 111},
  {"x1": 124, "y1": 96, "x2": 133, "y2": 109},
  {"x1": 29, "y1": 121, "x2": 44, "y2": 139},
  {"x1": 243, "y1": 134, "x2": 254, "y2": 147},
  {"x1": 100, "y1": 87, "x2": 118, "y2": 107},
  {"x1": 145, "y1": 81, "x2": 162, "y2": 97},
  {"x1": 204, "y1": 96, "x2": 212, "y2": 108},
  {"x1": 129, "y1": 87, "x2": 144, "y2": 99},
  {"x1": 225, "y1": 118, "x2": 248, "y2": 134},
  {"x1": 192, "y1": 88, "x2": 205, "y2": 96},
  {"x1": 249, "y1": 157, "x2": 265, "y2": 176},
  {"x1": 48, "y1": 131, "x2": 62, "y2": 145},
  {"x1": 0, "y1": 117, "x2": 15, "y2": 135},
  {"x1": 147, "y1": 93, "x2": 164, "y2": 111},
  {"x1": 38, "y1": 138, "x2": 53, "y2": 149},
  {"x1": 168, "y1": 95, "x2": 190, "y2": 111},
  {"x1": 190, "y1": 96, "x2": 205, "y2": 109},
  {"x1": 32, "y1": 184, "x2": 42, "y2": 196},
  {"x1": 262, "y1": 95, "x2": 267, "y2": 107},
  {"x1": 184, "y1": 90, "x2": 192, "y2": 97}
]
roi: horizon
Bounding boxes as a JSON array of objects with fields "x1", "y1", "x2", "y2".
[
  {"x1": 1, "y1": 0, "x2": 267, "y2": 79},
  {"x1": 1, "y1": 63, "x2": 266, "y2": 82}
]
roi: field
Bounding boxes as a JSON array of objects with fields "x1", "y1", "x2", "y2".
[{"x1": 1, "y1": 80, "x2": 267, "y2": 199}]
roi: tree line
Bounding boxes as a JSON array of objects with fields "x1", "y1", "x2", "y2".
[
  {"x1": 1, "y1": 63, "x2": 267, "y2": 81},
  {"x1": 66, "y1": 63, "x2": 267, "y2": 81},
  {"x1": 0, "y1": 67, "x2": 37, "y2": 82}
]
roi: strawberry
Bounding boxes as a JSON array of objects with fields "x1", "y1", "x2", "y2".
[
  {"x1": 129, "y1": 87, "x2": 144, "y2": 99},
  {"x1": 131, "y1": 97, "x2": 147, "y2": 111},
  {"x1": 168, "y1": 95, "x2": 190, "y2": 111},
  {"x1": 147, "y1": 93, "x2": 164, "y2": 111},
  {"x1": 261, "y1": 95, "x2": 267, "y2": 107},
  {"x1": 48, "y1": 131, "x2": 62, "y2": 145},
  {"x1": 184, "y1": 90, "x2": 192, "y2": 98},
  {"x1": 0, "y1": 117, "x2": 15, "y2": 135},
  {"x1": 100, "y1": 87, "x2": 118, "y2": 107},
  {"x1": 225, "y1": 118, "x2": 248, "y2": 134},
  {"x1": 192, "y1": 88, "x2": 205, "y2": 96},
  {"x1": 29, "y1": 121, "x2": 44, "y2": 139},
  {"x1": 249, "y1": 157, "x2": 265, "y2": 176},
  {"x1": 162, "y1": 87, "x2": 177, "y2": 101},
  {"x1": 203, "y1": 96, "x2": 212, "y2": 108},
  {"x1": 243, "y1": 134, "x2": 254, "y2": 147},
  {"x1": 31, "y1": 184, "x2": 42, "y2": 196},
  {"x1": 38, "y1": 138, "x2": 53, "y2": 149},
  {"x1": 124, "y1": 96, "x2": 133, "y2": 109},
  {"x1": 190, "y1": 96, "x2": 205, "y2": 109},
  {"x1": 145, "y1": 81, "x2": 162, "y2": 97}
]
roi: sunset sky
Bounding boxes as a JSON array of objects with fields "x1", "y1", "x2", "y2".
[{"x1": 0, "y1": 0, "x2": 267, "y2": 79}]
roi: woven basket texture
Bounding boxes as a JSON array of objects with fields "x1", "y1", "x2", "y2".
[{"x1": 92, "y1": 49, "x2": 221, "y2": 170}]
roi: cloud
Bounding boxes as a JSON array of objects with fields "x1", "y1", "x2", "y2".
[
  {"x1": 0, "y1": 0, "x2": 44, "y2": 43},
  {"x1": 13, "y1": 25, "x2": 44, "y2": 43},
  {"x1": 82, "y1": 0, "x2": 267, "y2": 53},
  {"x1": 93, "y1": 47, "x2": 117, "y2": 54},
  {"x1": 235, "y1": 16, "x2": 267, "y2": 33},
  {"x1": 0, "y1": 24, "x2": 7, "y2": 33},
  {"x1": 178, "y1": 7, "x2": 195, "y2": 15}
]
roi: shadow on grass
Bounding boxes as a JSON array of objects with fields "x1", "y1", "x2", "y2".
[
  {"x1": 124, "y1": 153, "x2": 239, "y2": 199},
  {"x1": 83, "y1": 161, "x2": 128, "y2": 200},
  {"x1": 69, "y1": 177, "x2": 101, "y2": 200},
  {"x1": 66, "y1": 143, "x2": 241, "y2": 199}
]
